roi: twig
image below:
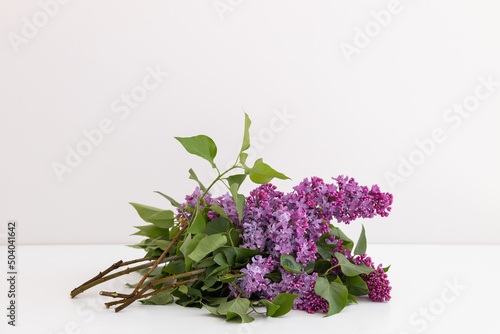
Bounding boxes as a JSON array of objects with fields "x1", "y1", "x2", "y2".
[
  {"x1": 131, "y1": 224, "x2": 188, "y2": 296},
  {"x1": 104, "y1": 277, "x2": 198, "y2": 308},
  {"x1": 114, "y1": 268, "x2": 206, "y2": 312},
  {"x1": 99, "y1": 291, "x2": 131, "y2": 299},
  {"x1": 120, "y1": 256, "x2": 157, "y2": 267},
  {"x1": 70, "y1": 255, "x2": 182, "y2": 298},
  {"x1": 71, "y1": 260, "x2": 123, "y2": 294}
]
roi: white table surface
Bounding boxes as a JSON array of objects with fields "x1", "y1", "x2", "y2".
[{"x1": 1, "y1": 244, "x2": 499, "y2": 334}]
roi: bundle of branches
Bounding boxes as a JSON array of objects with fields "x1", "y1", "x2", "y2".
[{"x1": 71, "y1": 114, "x2": 393, "y2": 322}]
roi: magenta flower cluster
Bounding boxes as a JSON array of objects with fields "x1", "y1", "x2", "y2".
[
  {"x1": 352, "y1": 254, "x2": 392, "y2": 302},
  {"x1": 179, "y1": 175, "x2": 393, "y2": 313}
]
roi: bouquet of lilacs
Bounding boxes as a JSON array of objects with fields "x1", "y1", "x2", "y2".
[{"x1": 71, "y1": 114, "x2": 393, "y2": 322}]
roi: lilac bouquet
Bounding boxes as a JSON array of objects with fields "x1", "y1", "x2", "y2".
[{"x1": 71, "y1": 114, "x2": 393, "y2": 321}]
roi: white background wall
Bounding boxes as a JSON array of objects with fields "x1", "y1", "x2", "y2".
[{"x1": 1, "y1": 0, "x2": 499, "y2": 245}]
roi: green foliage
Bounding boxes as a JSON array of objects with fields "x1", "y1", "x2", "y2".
[
  {"x1": 239, "y1": 152, "x2": 248, "y2": 164},
  {"x1": 314, "y1": 277, "x2": 348, "y2": 316},
  {"x1": 334, "y1": 252, "x2": 374, "y2": 276},
  {"x1": 240, "y1": 112, "x2": 251, "y2": 153},
  {"x1": 280, "y1": 254, "x2": 303, "y2": 274},
  {"x1": 315, "y1": 260, "x2": 333, "y2": 275},
  {"x1": 345, "y1": 275, "x2": 370, "y2": 296},
  {"x1": 222, "y1": 247, "x2": 263, "y2": 266},
  {"x1": 188, "y1": 168, "x2": 207, "y2": 193},
  {"x1": 155, "y1": 240, "x2": 172, "y2": 250},
  {"x1": 203, "y1": 217, "x2": 231, "y2": 235},
  {"x1": 227, "y1": 174, "x2": 246, "y2": 191},
  {"x1": 248, "y1": 158, "x2": 289, "y2": 184},
  {"x1": 260, "y1": 293, "x2": 299, "y2": 317},
  {"x1": 129, "y1": 203, "x2": 174, "y2": 229},
  {"x1": 186, "y1": 212, "x2": 206, "y2": 234},
  {"x1": 140, "y1": 291, "x2": 174, "y2": 305},
  {"x1": 354, "y1": 225, "x2": 367, "y2": 255},
  {"x1": 164, "y1": 259, "x2": 186, "y2": 275},
  {"x1": 328, "y1": 226, "x2": 354, "y2": 250},
  {"x1": 206, "y1": 298, "x2": 255, "y2": 323},
  {"x1": 230, "y1": 183, "x2": 245, "y2": 221},
  {"x1": 175, "y1": 135, "x2": 218, "y2": 168},
  {"x1": 210, "y1": 203, "x2": 230, "y2": 220},
  {"x1": 154, "y1": 191, "x2": 181, "y2": 209},
  {"x1": 316, "y1": 242, "x2": 336, "y2": 260},
  {"x1": 188, "y1": 234, "x2": 227, "y2": 263},
  {"x1": 132, "y1": 225, "x2": 169, "y2": 239}
]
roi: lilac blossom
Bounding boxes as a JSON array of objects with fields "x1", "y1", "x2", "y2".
[
  {"x1": 179, "y1": 176, "x2": 393, "y2": 312},
  {"x1": 353, "y1": 254, "x2": 392, "y2": 302}
]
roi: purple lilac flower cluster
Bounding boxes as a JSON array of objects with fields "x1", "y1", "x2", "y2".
[
  {"x1": 179, "y1": 188, "x2": 240, "y2": 225},
  {"x1": 333, "y1": 176, "x2": 393, "y2": 224},
  {"x1": 233, "y1": 255, "x2": 323, "y2": 314},
  {"x1": 352, "y1": 254, "x2": 392, "y2": 302},
  {"x1": 179, "y1": 176, "x2": 393, "y2": 313}
]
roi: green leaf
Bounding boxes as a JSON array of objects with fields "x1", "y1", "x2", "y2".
[
  {"x1": 240, "y1": 112, "x2": 251, "y2": 152},
  {"x1": 201, "y1": 276, "x2": 218, "y2": 290},
  {"x1": 207, "y1": 264, "x2": 230, "y2": 278},
  {"x1": 346, "y1": 275, "x2": 370, "y2": 296},
  {"x1": 210, "y1": 203, "x2": 230, "y2": 220},
  {"x1": 239, "y1": 152, "x2": 248, "y2": 165},
  {"x1": 217, "y1": 298, "x2": 254, "y2": 323},
  {"x1": 132, "y1": 225, "x2": 169, "y2": 239},
  {"x1": 203, "y1": 217, "x2": 231, "y2": 235},
  {"x1": 188, "y1": 168, "x2": 207, "y2": 193},
  {"x1": 164, "y1": 259, "x2": 186, "y2": 275},
  {"x1": 230, "y1": 183, "x2": 245, "y2": 222},
  {"x1": 154, "y1": 191, "x2": 181, "y2": 209},
  {"x1": 259, "y1": 299, "x2": 280, "y2": 317},
  {"x1": 227, "y1": 174, "x2": 247, "y2": 191},
  {"x1": 127, "y1": 239, "x2": 150, "y2": 249},
  {"x1": 269, "y1": 293, "x2": 299, "y2": 317},
  {"x1": 195, "y1": 257, "x2": 216, "y2": 268},
  {"x1": 203, "y1": 303, "x2": 221, "y2": 315},
  {"x1": 214, "y1": 252, "x2": 230, "y2": 266},
  {"x1": 248, "y1": 158, "x2": 290, "y2": 184},
  {"x1": 347, "y1": 294, "x2": 358, "y2": 304},
  {"x1": 140, "y1": 291, "x2": 173, "y2": 305},
  {"x1": 188, "y1": 234, "x2": 227, "y2": 262},
  {"x1": 304, "y1": 261, "x2": 315, "y2": 274},
  {"x1": 178, "y1": 285, "x2": 188, "y2": 294},
  {"x1": 218, "y1": 273, "x2": 245, "y2": 283},
  {"x1": 203, "y1": 296, "x2": 228, "y2": 306},
  {"x1": 354, "y1": 225, "x2": 367, "y2": 256},
  {"x1": 334, "y1": 252, "x2": 374, "y2": 276},
  {"x1": 179, "y1": 233, "x2": 192, "y2": 269},
  {"x1": 169, "y1": 226, "x2": 180, "y2": 239},
  {"x1": 188, "y1": 287, "x2": 203, "y2": 298},
  {"x1": 175, "y1": 135, "x2": 218, "y2": 168},
  {"x1": 229, "y1": 228, "x2": 242, "y2": 246},
  {"x1": 187, "y1": 212, "x2": 206, "y2": 234},
  {"x1": 316, "y1": 243, "x2": 336, "y2": 260},
  {"x1": 180, "y1": 233, "x2": 207, "y2": 271},
  {"x1": 280, "y1": 254, "x2": 303, "y2": 274},
  {"x1": 264, "y1": 271, "x2": 281, "y2": 283},
  {"x1": 383, "y1": 265, "x2": 391, "y2": 273},
  {"x1": 155, "y1": 240, "x2": 172, "y2": 251},
  {"x1": 223, "y1": 247, "x2": 264, "y2": 266},
  {"x1": 329, "y1": 226, "x2": 354, "y2": 250},
  {"x1": 315, "y1": 260, "x2": 333, "y2": 275},
  {"x1": 314, "y1": 276, "x2": 348, "y2": 317},
  {"x1": 129, "y1": 203, "x2": 174, "y2": 229}
]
